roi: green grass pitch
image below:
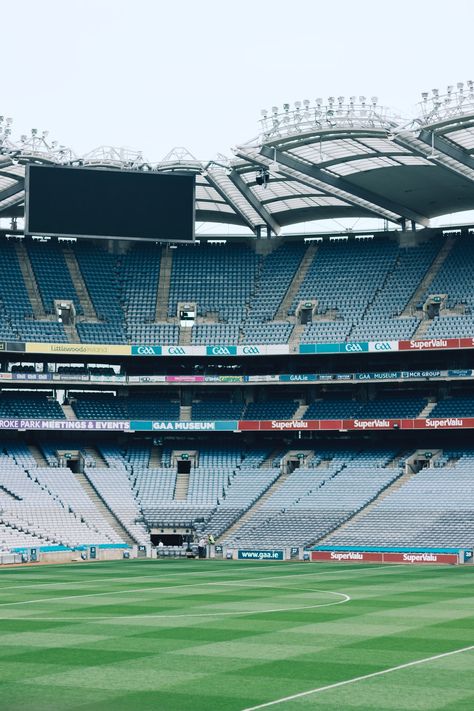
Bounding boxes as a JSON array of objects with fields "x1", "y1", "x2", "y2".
[{"x1": 0, "y1": 559, "x2": 472, "y2": 710}]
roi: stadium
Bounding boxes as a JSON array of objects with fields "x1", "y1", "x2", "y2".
[{"x1": 1, "y1": 9, "x2": 474, "y2": 705}]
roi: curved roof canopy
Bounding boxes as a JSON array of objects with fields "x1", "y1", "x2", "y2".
[{"x1": 2, "y1": 84, "x2": 474, "y2": 236}]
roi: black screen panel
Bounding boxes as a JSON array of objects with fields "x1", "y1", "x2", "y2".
[{"x1": 26, "y1": 164, "x2": 195, "y2": 242}]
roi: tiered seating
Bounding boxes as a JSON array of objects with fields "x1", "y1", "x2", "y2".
[
  {"x1": 0, "y1": 393, "x2": 65, "y2": 419},
  {"x1": 75, "y1": 243, "x2": 126, "y2": 344},
  {"x1": 326, "y1": 450, "x2": 474, "y2": 548},
  {"x1": 422, "y1": 237, "x2": 474, "y2": 338},
  {"x1": 84, "y1": 466, "x2": 149, "y2": 545},
  {"x1": 192, "y1": 323, "x2": 240, "y2": 345},
  {"x1": 350, "y1": 239, "x2": 441, "y2": 340},
  {"x1": 240, "y1": 322, "x2": 293, "y2": 344},
  {"x1": 244, "y1": 399, "x2": 299, "y2": 420},
  {"x1": 0, "y1": 455, "x2": 110, "y2": 547},
  {"x1": 429, "y1": 395, "x2": 474, "y2": 417},
  {"x1": 140, "y1": 446, "x2": 244, "y2": 526},
  {"x1": 191, "y1": 400, "x2": 244, "y2": 420},
  {"x1": 27, "y1": 241, "x2": 82, "y2": 315},
  {"x1": 71, "y1": 394, "x2": 179, "y2": 420},
  {"x1": 245, "y1": 242, "x2": 306, "y2": 322},
  {"x1": 304, "y1": 395, "x2": 426, "y2": 419},
  {"x1": 292, "y1": 238, "x2": 399, "y2": 340},
  {"x1": 33, "y1": 467, "x2": 123, "y2": 542},
  {"x1": 168, "y1": 244, "x2": 260, "y2": 321},
  {"x1": 224, "y1": 449, "x2": 398, "y2": 548}
]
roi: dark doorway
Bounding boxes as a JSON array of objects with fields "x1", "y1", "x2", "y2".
[
  {"x1": 177, "y1": 460, "x2": 191, "y2": 474},
  {"x1": 151, "y1": 533, "x2": 183, "y2": 546}
]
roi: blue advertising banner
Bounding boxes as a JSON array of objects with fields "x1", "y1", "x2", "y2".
[
  {"x1": 206, "y1": 345, "x2": 238, "y2": 356},
  {"x1": 130, "y1": 420, "x2": 238, "y2": 432},
  {"x1": 131, "y1": 345, "x2": 162, "y2": 356}
]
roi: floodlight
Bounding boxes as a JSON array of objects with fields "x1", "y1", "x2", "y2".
[
  {"x1": 421, "y1": 92, "x2": 428, "y2": 101},
  {"x1": 283, "y1": 103, "x2": 290, "y2": 111},
  {"x1": 371, "y1": 96, "x2": 378, "y2": 105}
]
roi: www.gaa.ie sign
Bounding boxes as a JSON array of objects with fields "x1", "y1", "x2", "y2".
[{"x1": 237, "y1": 549, "x2": 284, "y2": 560}]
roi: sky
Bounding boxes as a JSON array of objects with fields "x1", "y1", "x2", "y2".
[{"x1": 3, "y1": 0, "x2": 473, "y2": 163}]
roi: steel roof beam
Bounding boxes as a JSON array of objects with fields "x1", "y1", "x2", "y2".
[
  {"x1": 259, "y1": 145, "x2": 430, "y2": 227},
  {"x1": 0, "y1": 182, "x2": 24, "y2": 210},
  {"x1": 228, "y1": 170, "x2": 281, "y2": 235},
  {"x1": 203, "y1": 171, "x2": 258, "y2": 233},
  {"x1": 418, "y1": 129, "x2": 474, "y2": 172}
]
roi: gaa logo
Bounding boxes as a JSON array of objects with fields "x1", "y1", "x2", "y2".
[
  {"x1": 344, "y1": 343, "x2": 363, "y2": 352},
  {"x1": 242, "y1": 346, "x2": 261, "y2": 355},
  {"x1": 167, "y1": 346, "x2": 186, "y2": 355},
  {"x1": 136, "y1": 346, "x2": 158, "y2": 356},
  {"x1": 374, "y1": 342, "x2": 392, "y2": 351},
  {"x1": 210, "y1": 346, "x2": 232, "y2": 355}
]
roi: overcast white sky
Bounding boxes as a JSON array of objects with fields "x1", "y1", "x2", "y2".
[{"x1": 3, "y1": 0, "x2": 473, "y2": 162}]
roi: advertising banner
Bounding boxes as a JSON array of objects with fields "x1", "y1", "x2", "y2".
[
  {"x1": 131, "y1": 345, "x2": 162, "y2": 356},
  {"x1": 311, "y1": 550, "x2": 458, "y2": 564},
  {"x1": 311, "y1": 551, "x2": 383, "y2": 562},
  {"x1": 24, "y1": 342, "x2": 130, "y2": 356},
  {"x1": 130, "y1": 420, "x2": 238, "y2": 432},
  {"x1": 238, "y1": 549, "x2": 284, "y2": 561},
  {"x1": 398, "y1": 338, "x2": 459, "y2": 351},
  {"x1": 0, "y1": 419, "x2": 130, "y2": 431},
  {"x1": 383, "y1": 552, "x2": 458, "y2": 564}
]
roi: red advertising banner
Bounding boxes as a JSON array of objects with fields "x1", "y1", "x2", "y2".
[
  {"x1": 398, "y1": 338, "x2": 460, "y2": 351},
  {"x1": 311, "y1": 551, "x2": 458, "y2": 565},
  {"x1": 311, "y1": 551, "x2": 383, "y2": 563},
  {"x1": 238, "y1": 420, "x2": 261, "y2": 431},
  {"x1": 319, "y1": 419, "x2": 344, "y2": 430},
  {"x1": 459, "y1": 338, "x2": 474, "y2": 349},
  {"x1": 343, "y1": 419, "x2": 401, "y2": 430},
  {"x1": 383, "y1": 552, "x2": 458, "y2": 565},
  {"x1": 412, "y1": 417, "x2": 474, "y2": 429},
  {"x1": 235, "y1": 418, "x2": 474, "y2": 432}
]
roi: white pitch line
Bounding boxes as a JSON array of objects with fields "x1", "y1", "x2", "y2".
[
  {"x1": 0, "y1": 591, "x2": 350, "y2": 621},
  {"x1": 0, "y1": 562, "x2": 313, "y2": 592},
  {"x1": 0, "y1": 571, "x2": 352, "y2": 608},
  {"x1": 241, "y1": 645, "x2": 474, "y2": 710},
  {"x1": 0, "y1": 561, "x2": 408, "y2": 594}
]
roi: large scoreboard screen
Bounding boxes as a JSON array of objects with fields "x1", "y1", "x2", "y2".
[{"x1": 26, "y1": 164, "x2": 195, "y2": 242}]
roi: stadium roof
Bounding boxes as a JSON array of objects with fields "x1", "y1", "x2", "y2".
[{"x1": 2, "y1": 84, "x2": 474, "y2": 236}]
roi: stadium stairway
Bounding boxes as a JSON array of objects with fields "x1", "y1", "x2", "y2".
[
  {"x1": 14, "y1": 242, "x2": 46, "y2": 319},
  {"x1": 28, "y1": 444, "x2": 48, "y2": 467},
  {"x1": 288, "y1": 323, "x2": 306, "y2": 348},
  {"x1": 74, "y1": 471, "x2": 135, "y2": 545},
  {"x1": 216, "y1": 466, "x2": 291, "y2": 542},
  {"x1": 275, "y1": 242, "x2": 318, "y2": 321},
  {"x1": 316, "y1": 451, "x2": 417, "y2": 544},
  {"x1": 62, "y1": 404, "x2": 77, "y2": 420},
  {"x1": 294, "y1": 403, "x2": 308, "y2": 419},
  {"x1": 173, "y1": 471, "x2": 190, "y2": 501},
  {"x1": 83, "y1": 446, "x2": 108, "y2": 467},
  {"x1": 260, "y1": 449, "x2": 283, "y2": 468},
  {"x1": 180, "y1": 405, "x2": 191, "y2": 421},
  {"x1": 401, "y1": 236, "x2": 456, "y2": 318},
  {"x1": 419, "y1": 399, "x2": 437, "y2": 418},
  {"x1": 179, "y1": 328, "x2": 192, "y2": 345},
  {"x1": 155, "y1": 246, "x2": 173, "y2": 322},
  {"x1": 63, "y1": 248, "x2": 98, "y2": 319},
  {"x1": 149, "y1": 445, "x2": 162, "y2": 467}
]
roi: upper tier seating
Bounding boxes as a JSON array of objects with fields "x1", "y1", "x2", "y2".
[
  {"x1": 168, "y1": 244, "x2": 260, "y2": 321},
  {"x1": 71, "y1": 394, "x2": 180, "y2": 420},
  {"x1": 0, "y1": 236, "x2": 473, "y2": 345},
  {"x1": 0, "y1": 393, "x2": 65, "y2": 419},
  {"x1": 27, "y1": 241, "x2": 82, "y2": 315}
]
